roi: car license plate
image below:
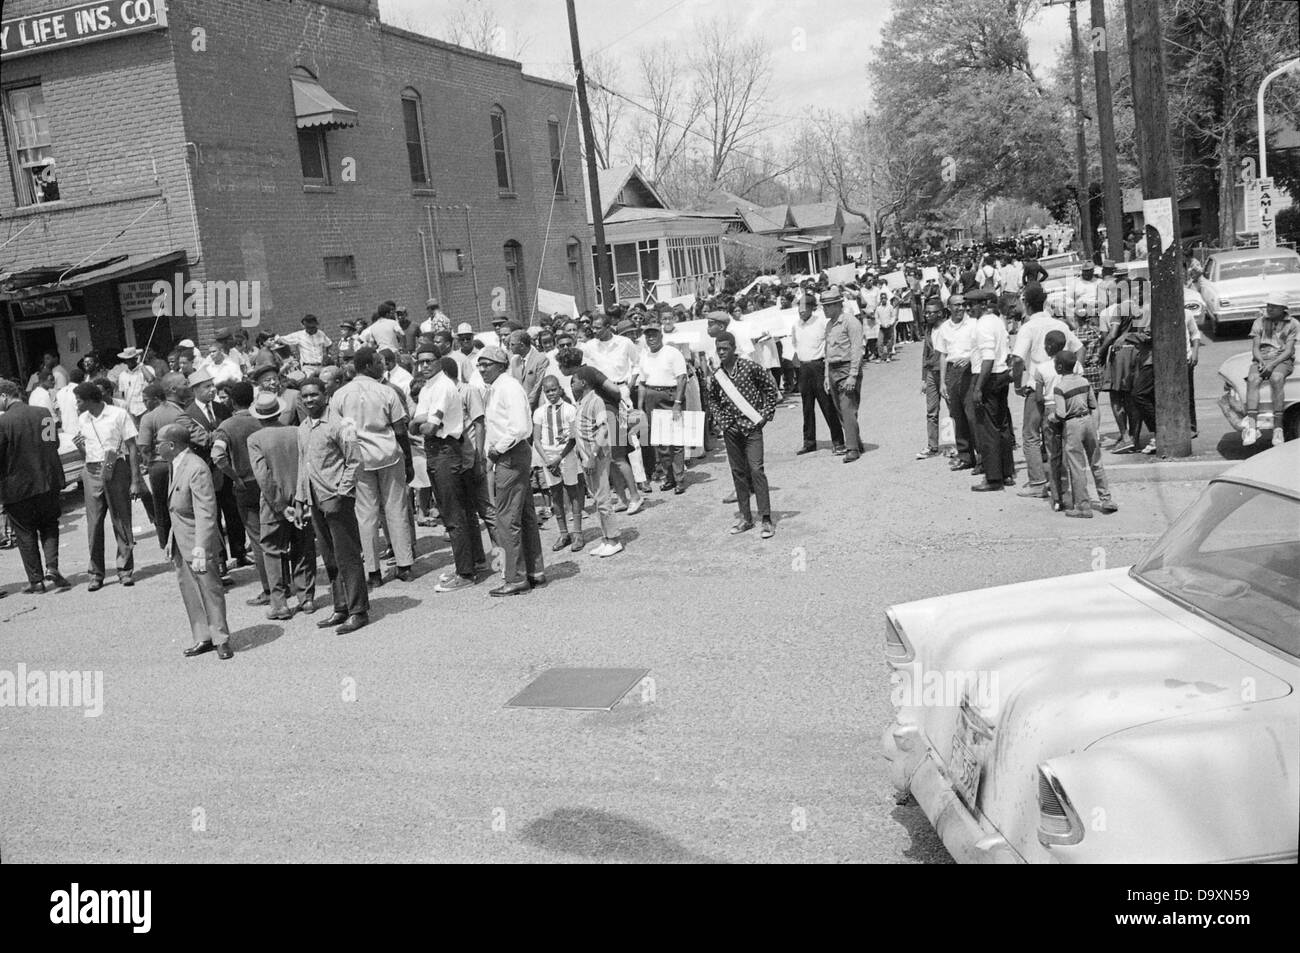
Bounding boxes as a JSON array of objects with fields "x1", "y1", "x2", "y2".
[{"x1": 949, "y1": 701, "x2": 991, "y2": 811}]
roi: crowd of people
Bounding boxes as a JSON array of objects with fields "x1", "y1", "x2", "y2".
[{"x1": 3, "y1": 240, "x2": 1296, "y2": 645}]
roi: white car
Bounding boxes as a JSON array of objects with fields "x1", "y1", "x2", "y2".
[
  {"x1": 1199, "y1": 247, "x2": 1300, "y2": 336},
  {"x1": 881, "y1": 441, "x2": 1300, "y2": 863}
]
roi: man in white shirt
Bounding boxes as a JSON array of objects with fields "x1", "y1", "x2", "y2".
[
  {"x1": 201, "y1": 329, "x2": 245, "y2": 386},
  {"x1": 27, "y1": 373, "x2": 56, "y2": 416},
  {"x1": 55, "y1": 370, "x2": 82, "y2": 436},
  {"x1": 477, "y1": 345, "x2": 544, "y2": 596},
  {"x1": 361, "y1": 307, "x2": 405, "y2": 353},
  {"x1": 969, "y1": 291, "x2": 1016, "y2": 490},
  {"x1": 637, "y1": 319, "x2": 689, "y2": 492},
  {"x1": 581, "y1": 313, "x2": 641, "y2": 389},
  {"x1": 73, "y1": 380, "x2": 144, "y2": 589},
  {"x1": 1012, "y1": 283, "x2": 1082, "y2": 495},
  {"x1": 411, "y1": 347, "x2": 483, "y2": 591},
  {"x1": 112, "y1": 347, "x2": 154, "y2": 423},
  {"x1": 790, "y1": 293, "x2": 844, "y2": 454},
  {"x1": 420, "y1": 298, "x2": 451, "y2": 336},
  {"x1": 284, "y1": 314, "x2": 333, "y2": 373},
  {"x1": 936, "y1": 293, "x2": 981, "y2": 470}
]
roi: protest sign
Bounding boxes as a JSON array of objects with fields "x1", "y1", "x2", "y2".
[{"x1": 651, "y1": 409, "x2": 705, "y2": 449}]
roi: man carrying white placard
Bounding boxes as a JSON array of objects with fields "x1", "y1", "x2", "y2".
[{"x1": 637, "y1": 317, "x2": 690, "y2": 494}]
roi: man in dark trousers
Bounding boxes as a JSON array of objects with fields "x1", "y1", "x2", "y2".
[
  {"x1": 969, "y1": 290, "x2": 1017, "y2": 491},
  {"x1": 212, "y1": 381, "x2": 271, "y2": 607},
  {"x1": 707, "y1": 331, "x2": 780, "y2": 539},
  {"x1": 248, "y1": 391, "x2": 317, "y2": 619},
  {"x1": 186, "y1": 366, "x2": 249, "y2": 573},
  {"x1": 296, "y1": 378, "x2": 368, "y2": 633},
  {"x1": 137, "y1": 372, "x2": 200, "y2": 547},
  {"x1": 0, "y1": 378, "x2": 69, "y2": 593}
]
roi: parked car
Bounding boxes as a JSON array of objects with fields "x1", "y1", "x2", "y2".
[
  {"x1": 1199, "y1": 247, "x2": 1300, "y2": 336},
  {"x1": 1217, "y1": 350, "x2": 1300, "y2": 441},
  {"x1": 59, "y1": 430, "x2": 83, "y2": 493},
  {"x1": 881, "y1": 441, "x2": 1300, "y2": 863}
]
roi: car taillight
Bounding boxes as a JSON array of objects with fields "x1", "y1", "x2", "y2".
[
  {"x1": 884, "y1": 609, "x2": 914, "y2": 663},
  {"x1": 1036, "y1": 764, "x2": 1084, "y2": 847}
]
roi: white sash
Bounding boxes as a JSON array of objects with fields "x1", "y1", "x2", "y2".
[{"x1": 714, "y1": 366, "x2": 763, "y2": 425}]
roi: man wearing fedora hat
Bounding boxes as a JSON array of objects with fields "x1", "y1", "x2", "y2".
[
  {"x1": 248, "y1": 391, "x2": 318, "y2": 618},
  {"x1": 111, "y1": 347, "x2": 154, "y2": 425}
]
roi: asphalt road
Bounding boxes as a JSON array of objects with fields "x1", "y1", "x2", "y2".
[{"x1": 1, "y1": 338, "x2": 1220, "y2": 863}]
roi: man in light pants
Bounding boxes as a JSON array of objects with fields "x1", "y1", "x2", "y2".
[{"x1": 328, "y1": 348, "x2": 414, "y2": 586}]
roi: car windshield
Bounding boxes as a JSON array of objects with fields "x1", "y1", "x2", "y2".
[
  {"x1": 1214, "y1": 256, "x2": 1300, "y2": 281},
  {"x1": 1133, "y1": 482, "x2": 1300, "y2": 657}
]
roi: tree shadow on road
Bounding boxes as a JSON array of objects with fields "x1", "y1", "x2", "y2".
[
  {"x1": 231, "y1": 623, "x2": 285, "y2": 653},
  {"x1": 367, "y1": 594, "x2": 420, "y2": 624},
  {"x1": 518, "y1": 806, "x2": 723, "y2": 863}
]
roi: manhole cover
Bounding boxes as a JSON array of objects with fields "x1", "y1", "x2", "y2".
[{"x1": 506, "y1": 667, "x2": 650, "y2": 711}]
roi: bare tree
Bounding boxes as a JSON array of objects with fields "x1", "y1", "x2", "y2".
[
  {"x1": 444, "y1": 0, "x2": 530, "y2": 60},
  {"x1": 692, "y1": 18, "x2": 777, "y2": 183},
  {"x1": 582, "y1": 51, "x2": 626, "y2": 171},
  {"x1": 627, "y1": 42, "x2": 705, "y2": 185}
]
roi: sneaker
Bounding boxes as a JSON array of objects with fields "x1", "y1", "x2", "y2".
[
  {"x1": 598, "y1": 540, "x2": 624, "y2": 558},
  {"x1": 434, "y1": 574, "x2": 475, "y2": 593},
  {"x1": 626, "y1": 497, "x2": 645, "y2": 516},
  {"x1": 1111, "y1": 442, "x2": 1136, "y2": 454},
  {"x1": 1241, "y1": 420, "x2": 1259, "y2": 446},
  {"x1": 1064, "y1": 508, "x2": 1094, "y2": 519},
  {"x1": 1140, "y1": 443, "x2": 1157, "y2": 455},
  {"x1": 1017, "y1": 484, "x2": 1049, "y2": 498},
  {"x1": 915, "y1": 448, "x2": 940, "y2": 459},
  {"x1": 1273, "y1": 428, "x2": 1286, "y2": 446}
]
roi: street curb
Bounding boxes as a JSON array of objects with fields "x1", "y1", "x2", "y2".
[{"x1": 1104, "y1": 459, "x2": 1235, "y2": 484}]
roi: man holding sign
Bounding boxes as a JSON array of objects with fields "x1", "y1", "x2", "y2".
[
  {"x1": 637, "y1": 317, "x2": 689, "y2": 494},
  {"x1": 707, "y1": 331, "x2": 780, "y2": 538}
]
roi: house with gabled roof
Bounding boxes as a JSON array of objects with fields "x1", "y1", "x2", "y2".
[{"x1": 587, "y1": 164, "x2": 730, "y2": 304}]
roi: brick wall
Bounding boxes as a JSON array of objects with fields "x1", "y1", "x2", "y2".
[
  {"x1": 164, "y1": 0, "x2": 590, "y2": 340},
  {"x1": 2, "y1": 0, "x2": 591, "y2": 359}
]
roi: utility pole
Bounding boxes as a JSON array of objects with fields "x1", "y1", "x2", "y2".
[
  {"x1": 1069, "y1": 1, "x2": 1093, "y2": 261},
  {"x1": 1125, "y1": 0, "x2": 1190, "y2": 457},
  {"x1": 566, "y1": 0, "x2": 614, "y2": 309},
  {"x1": 1090, "y1": 0, "x2": 1124, "y2": 263}
]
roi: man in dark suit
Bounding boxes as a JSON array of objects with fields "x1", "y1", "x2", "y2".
[
  {"x1": 0, "y1": 378, "x2": 69, "y2": 593},
  {"x1": 137, "y1": 372, "x2": 200, "y2": 547},
  {"x1": 247, "y1": 391, "x2": 317, "y2": 619},
  {"x1": 186, "y1": 366, "x2": 248, "y2": 571},
  {"x1": 157, "y1": 423, "x2": 232, "y2": 659}
]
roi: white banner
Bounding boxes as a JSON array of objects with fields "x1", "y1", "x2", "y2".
[
  {"x1": 665, "y1": 292, "x2": 698, "y2": 309},
  {"x1": 823, "y1": 263, "x2": 856, "y2": 285},
  {"x1": 650, "y1": 409, "x2": 705, "y2": 448},
  {"x1": 535, "y1": 288, "x2": 578, "y2": 318}
]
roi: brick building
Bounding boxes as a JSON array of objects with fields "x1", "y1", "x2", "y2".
[{"x1": 0, "y1": 0, "x2": 591, "y2": 381}]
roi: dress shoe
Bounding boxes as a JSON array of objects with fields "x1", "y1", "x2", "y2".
[
  {"x1": 1017, "y1": 485, "x2": 1050, "y2": 498},
  {"x1": 216, "y1": 642, "x2": 234, "y2": 660},
  {"x1": 843, "y1": 451, "x2": 861, "y2": 463},
  {"x1": 337, "y1": 613, "x2": 369, "y2": 634},
  {"x1": 46, "y1": 572, "x2": 71, "y2": 590},
  {"x1": 950, "y1": 461, "x2": 974, "y2": 471},
  {"x1": 246, "y1": 592, "x2": 272, "y2": 607},
  {"x1": 971, "y1": 481, "x2": 1004, "y2": 492},
  {"x1": 971, "y1": 466, "x2": 985, "y2": 476},
  {"x1": 266, "y1": 607, "x2": 296, "y2": 621},
  {"x1": 674, "y1": 484, "x2": 686, "y2": 495},
  {"x1": 729, "y1": 519, "x2": 754, "y2": 535},
  {"x1": 367, "y1": 571, "x2": 385, "y2": 589},
  {"x1": 552, "y1": 534, "x2": 572, "y2": 552},
  {"x1": 183, "y1": 641, "x2": 215, "y2": 657},
  {"x1": 831, "y1": 445, "x2": 848, "y2": 455},
  {"x1": 489, "y1": 581, "x2": 530, "y2": 597},
  {"x1": 87, "y1": 579, "x2": 104, "y2": 592},
  {"x1": 379, "y1": 546, "x2": 394, "y2": 560},
  {"x1": 1097, "y1": 501, "x2": 1119, "y2": 514},
  {"x1": 317, "y1": 611, "x2": 349, "y2": 628},
  {"x1": 722, "y1": 492, "x2": 738, "y2": 504},
  {"x1": 297, "y1": 598, "x2": 317, "y2": 614},
  {"x1": 233, "y1": 555, "x2": 255, "y2": 568},
  {"x1": 119, "y1": 575, "x2": 134, "y2": 587},
  {"x1": 659, "y1": 480, "x2": 677, "y2": 492},
  {"x1": 796, "y1": 444, "x2": 817, "y2": 455},
  {"x1": 22, "y1": 581, "x2": 46, "y2": 594},
  {"x1": 527, "y1": 573, "x2": 548, "y2": 588},
  {"x1": 395, "y1": 566, "x2": 413, "y2": 582},
  {"x1": 637, "y1": 481, "x2": 652, "y2": 494}
]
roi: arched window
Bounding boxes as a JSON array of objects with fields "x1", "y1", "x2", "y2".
[
  {"x1": 401, "y1": 87, "x2": 430, "y2": 186},
  {"x1": 490, "y1": 105, "x2": 512, "y2": 192}
]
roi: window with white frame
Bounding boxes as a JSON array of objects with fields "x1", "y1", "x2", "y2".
[
  {"x1": 3, "y1": 83, "x2": 57, "y2": 205},
  {"x1": 665, "y1": 237, "x2": 724, "y2": 296},
  {"x1": 402, "y1": 88, "x2": 430, "y2": 186}
]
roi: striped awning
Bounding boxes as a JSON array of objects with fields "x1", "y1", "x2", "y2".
[{"x1": 292, "y1": 75, "x2": 358, "y2": 129}]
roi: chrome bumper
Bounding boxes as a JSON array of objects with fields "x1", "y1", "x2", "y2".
[{"x1": 880, "y1": 717, "x2": 1024, "y2": 864}]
